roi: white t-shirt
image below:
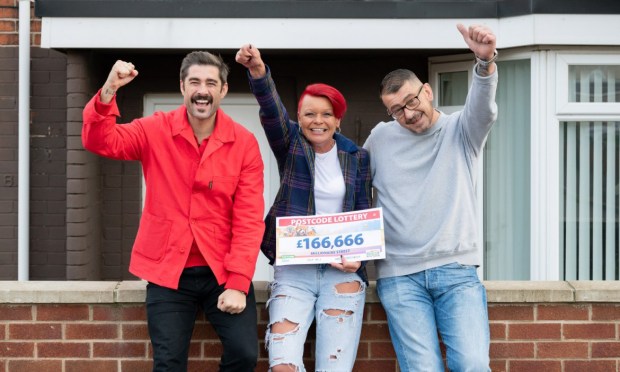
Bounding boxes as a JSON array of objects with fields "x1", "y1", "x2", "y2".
[{"x1": 314, "y1": 144, "x2": 345, "y2": 215}]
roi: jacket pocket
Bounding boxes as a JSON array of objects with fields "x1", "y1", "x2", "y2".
[
  {"x1": 133, "y1": 212, "x2": 172, "y2": 262},
  {"x1": 211, "y1": 175, "x2": 239, "y2": 197}
]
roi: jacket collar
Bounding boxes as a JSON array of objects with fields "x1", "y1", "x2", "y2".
[{"x1": 333, "y1": 132, "x2": 359, "y2": 154}]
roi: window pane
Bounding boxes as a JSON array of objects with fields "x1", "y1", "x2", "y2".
[
  {"x1": 560, "y1": 121, "x2": 619, "y2": 280},
  {"x1": 439, "y1": 71, "x2": 468, "y2": 106},
  {"x1": 484, "y1": 59, "x2": 531, "y2": 280},
  {"x1": 568, "y1": 65, "x2": 620, "y2": 103}
]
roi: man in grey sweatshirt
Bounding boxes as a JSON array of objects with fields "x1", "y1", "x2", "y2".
[{"x1": 363, "y1": 24, "x2": 498, "y2": 372}]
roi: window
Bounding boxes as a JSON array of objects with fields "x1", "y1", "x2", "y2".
[
  {"x1": 430, "y1": 57, "x2": 532, "y2": 280},
  {"x1": 557, "y1": 57, "x2": 620, "y2": 280},
  {"x1": 484, "y1": 59, "x2": 531, "y2": 280}
]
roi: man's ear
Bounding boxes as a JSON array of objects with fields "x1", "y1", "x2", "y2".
[
  {"x1": 180, "y1": 80, "x2": 185, "y2": 95},
  {"x1": 424, "y1": 83, "x2": 434, "y2": 102},
  {"x1": 220, "y1": 82, "x2": 229, "y2": 98}
]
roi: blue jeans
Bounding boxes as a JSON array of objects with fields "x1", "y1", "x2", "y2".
[
  {"x1": 376, "y1": 263, "x2": 490, "y2": 372},
  {"x1": 146, "y1": 266, "x2": 258, "y2": 372},
  {"x1": 266, "y1": 264, "x2": 366, "y2": 372}
]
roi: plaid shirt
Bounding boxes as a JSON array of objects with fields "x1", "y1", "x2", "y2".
[{"x1": 248, "y1": 67, "x2": 372, "y2": 282}]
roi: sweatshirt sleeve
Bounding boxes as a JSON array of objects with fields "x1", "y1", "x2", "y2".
[{"x1": 460, "y1": 67, "x2": 499, "y2": 156}]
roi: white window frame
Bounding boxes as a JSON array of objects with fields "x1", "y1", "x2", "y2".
[
  {"x1": 556, "y1": 54, "x2": 620, "y2": 115},
  {"x1": 553, "y1": 51, "x2": 620, "y2": 280}
]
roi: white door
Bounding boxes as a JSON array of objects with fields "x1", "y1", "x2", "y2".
[{"x1": 143, "y1": 93, "x2": 278, "y2": 281}]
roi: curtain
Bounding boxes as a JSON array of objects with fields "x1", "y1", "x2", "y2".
[
  {"x1": 483, "y1": 59, "x2": 531, "y2": 280},
  {"x1": 560, "y1": 65, "x2": 620, "y2": 280}
]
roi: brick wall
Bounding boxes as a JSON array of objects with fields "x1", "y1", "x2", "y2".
[
  {"x1": 0, "y1": 281, "x2": 619, "y2": 372},
  {"x1": 0, "y1": 0, "x2": 67, "y2": 280},
  {"x1": 0, "y1": 0, "x2": 40, "y2": 47}
]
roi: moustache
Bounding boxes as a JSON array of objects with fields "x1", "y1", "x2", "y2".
[{"x1": 405, "y1": 111, "x2": 422, "y2": 125}]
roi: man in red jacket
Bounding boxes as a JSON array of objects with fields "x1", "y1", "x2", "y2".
[{"x1": 82, "y1": 51, "x2": 265, "y2": 372}]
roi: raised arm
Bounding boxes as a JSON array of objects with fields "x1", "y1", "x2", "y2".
[
  {"x1": 82, "y1": 60, "x2": 145, "y2": 161},
  {"x1": 236, "y1": 44, "x2": 295, "y2": 164}
]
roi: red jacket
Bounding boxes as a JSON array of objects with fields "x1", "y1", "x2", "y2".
[{"x1": 82, "y1": 92, "x2": 265, "y2": 293}]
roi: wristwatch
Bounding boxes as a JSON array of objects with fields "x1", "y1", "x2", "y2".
[{"x1": 475, "y1": 50, "x2": 498, "y2": 68}]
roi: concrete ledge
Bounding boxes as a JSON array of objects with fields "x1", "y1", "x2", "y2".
[
  {"x1": 569, "y1": 280, "x2": 620, "y2": 302},
  {"x1": 482, "y1": 281, "x2": 575, "y2": 302},
  {"x1": 0, "y1": 281, "x2": 119, "y2": 303},
  {"x1": 1, "y1": 280, "x2": 619, "y2": 304}
]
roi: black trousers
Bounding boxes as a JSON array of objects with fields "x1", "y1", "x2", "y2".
[{"x1": 146, "y1": 266, "x2": 258, "y2": 372}]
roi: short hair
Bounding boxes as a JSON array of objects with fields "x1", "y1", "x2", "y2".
[
  {"x1": 179, "y1": 51, "x2": 229, "y2": 84},
  {"x1": 298, "y1": 83, "x2": 347, "y2": 120},
  {"x1": 380, "y1": 69, "x2": 419, "y2": 96}
]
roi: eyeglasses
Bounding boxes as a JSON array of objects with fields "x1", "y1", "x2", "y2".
[{"x1": 386, "y1": 84, "x2": 425, "y2": 120}]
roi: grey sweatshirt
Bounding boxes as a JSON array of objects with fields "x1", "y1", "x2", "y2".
[{"x1": 364, "y1": 68, "x2": 498, "y2": 279}]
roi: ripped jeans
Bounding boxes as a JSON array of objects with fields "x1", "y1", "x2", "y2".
[{"x1": 265, "y1": 264, "x2": 366, "y2": 372}]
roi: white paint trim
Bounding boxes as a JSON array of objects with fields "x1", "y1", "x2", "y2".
[
  {"x1": 41, "y1": 15, "x2": 620, "y2": 50},
  {"x1": 544, "y1": 51, "x2": 561, "y2": 280},
  {"x1": 18, "y1": 0, "x2": 30, "y2": 281}
]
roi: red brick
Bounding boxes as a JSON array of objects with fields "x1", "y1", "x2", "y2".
[
  {"x1": 66, "y1": 323, "x2": 119, "y2": 339},
  {"x1": 356, "y1": 341, "x2": 369, "y2": 359},
  {"x1": 8, "y1": 360, "x2": 63, "y2": 372},
  {"x1": 0, "y1": 324, "x2": 4, "y2": 340},
  {"x1": 489, "y1": 360, "x2": 507, "y2": 372},
  {"x1": 508, "y1": 323, "x2": 561, "y2": 340},
  {"x1": 488, "y1": 305, "x2": 534, "y2": 321},
  {"x1": 366, "y1": 303, "x2": 387, "y2": 321},
  {"x1": 0, "y1": 341, "x2": 34, "y2": 357},
  {"x1": 66, "y1": 360, "x2": 118, "y2": 372},
  {"x1": 187, "y1": 360, "x2": 221, "y2": 371},
  {"x1": 360, "y1": 323, "x2": 391, "y2": 340},
  {"x1": 564, "y1": 360, "x2": 618, "y2": 372},
  {"x1": 509, "y1": 360, "x2": 561, "y2": 372},
  {"x1": 563, "y1": 323, "x2": 616, "y2": 339},
  {"x1": 203, "y1": 341, "x2": 223, "y2": 357},
  {"x1": 9, "y1": 323, "x2": 61, "y2": 340},
  {"x1": 258, "y1": 341, "x2": 268, "y2": 358},
  {"x1": 537, "y1": 341, "x2": 588, "y2": 358},
  {"x1": 591, "y1": 341, "x2": 620, "y2": 358},
  {"x1": 37, "y1": 341, "x2": 90, "y2": 358},
  {"x1": 350, "y1": 359, "x2": 398, "y2": 372},
  {"x1": 258, "y1": 305, "x2": 269, "y2": 323},
  {"x1": 537, "y1": 304, "x2": 589, "y2": 320},
  {"x1": 302, "y1": 357, "x2": 316, "y2": 371},
  {"x1": 122, "y1": 323, "x2": 149, "y2": 340},
  {"x1": 256, "y1": 360, "x2": 270, "y2": 371},
  {"x1": 36, "y1": 304, "x2": 90, "y2": 321},
  {"x1": 121, "y1": 360, "x2": 152, "y2": 372},
  {"x1": 92, "y1": 305, "x2": 146, "y2": 321},
  {"x1": 0, "y1": 0, "x2": 16, "y2": 7},
  {"x1": 257, "y1": 323, "x2": 267, "y2": 340},
  {"x1": 591, "y1": 304, "x2": 620, "y2": 320},
  {"x1": 0, "y1": 8, "x2": 17, "y2": 18},
  {"x1": 93, "y1": 341, "x2": 147, "y2": 358},
  {"x1": 0, "y1": 20, "x2": 15, "y2": 32},
  {"x1": 0, "y1": 305, "x2": 33, "y2": 320},
  {"x1": 490, "y1": 323, "x2": 506, "y2": 340},
  {"x1": 369, "y1": 341, "x2": 396, "y2": 358},
  {"x1": 30, "y1": 19, "x2": 41, "y2": 32},
  {"x1": 187, "y1": 341, "x2": 201, "y2": 358},
  {"x1": 490, "y1": 342, "x2": 534, "y2": 358},
  {"x1": 0, "y1": 33, "x2": 18, "y2": 46}
]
